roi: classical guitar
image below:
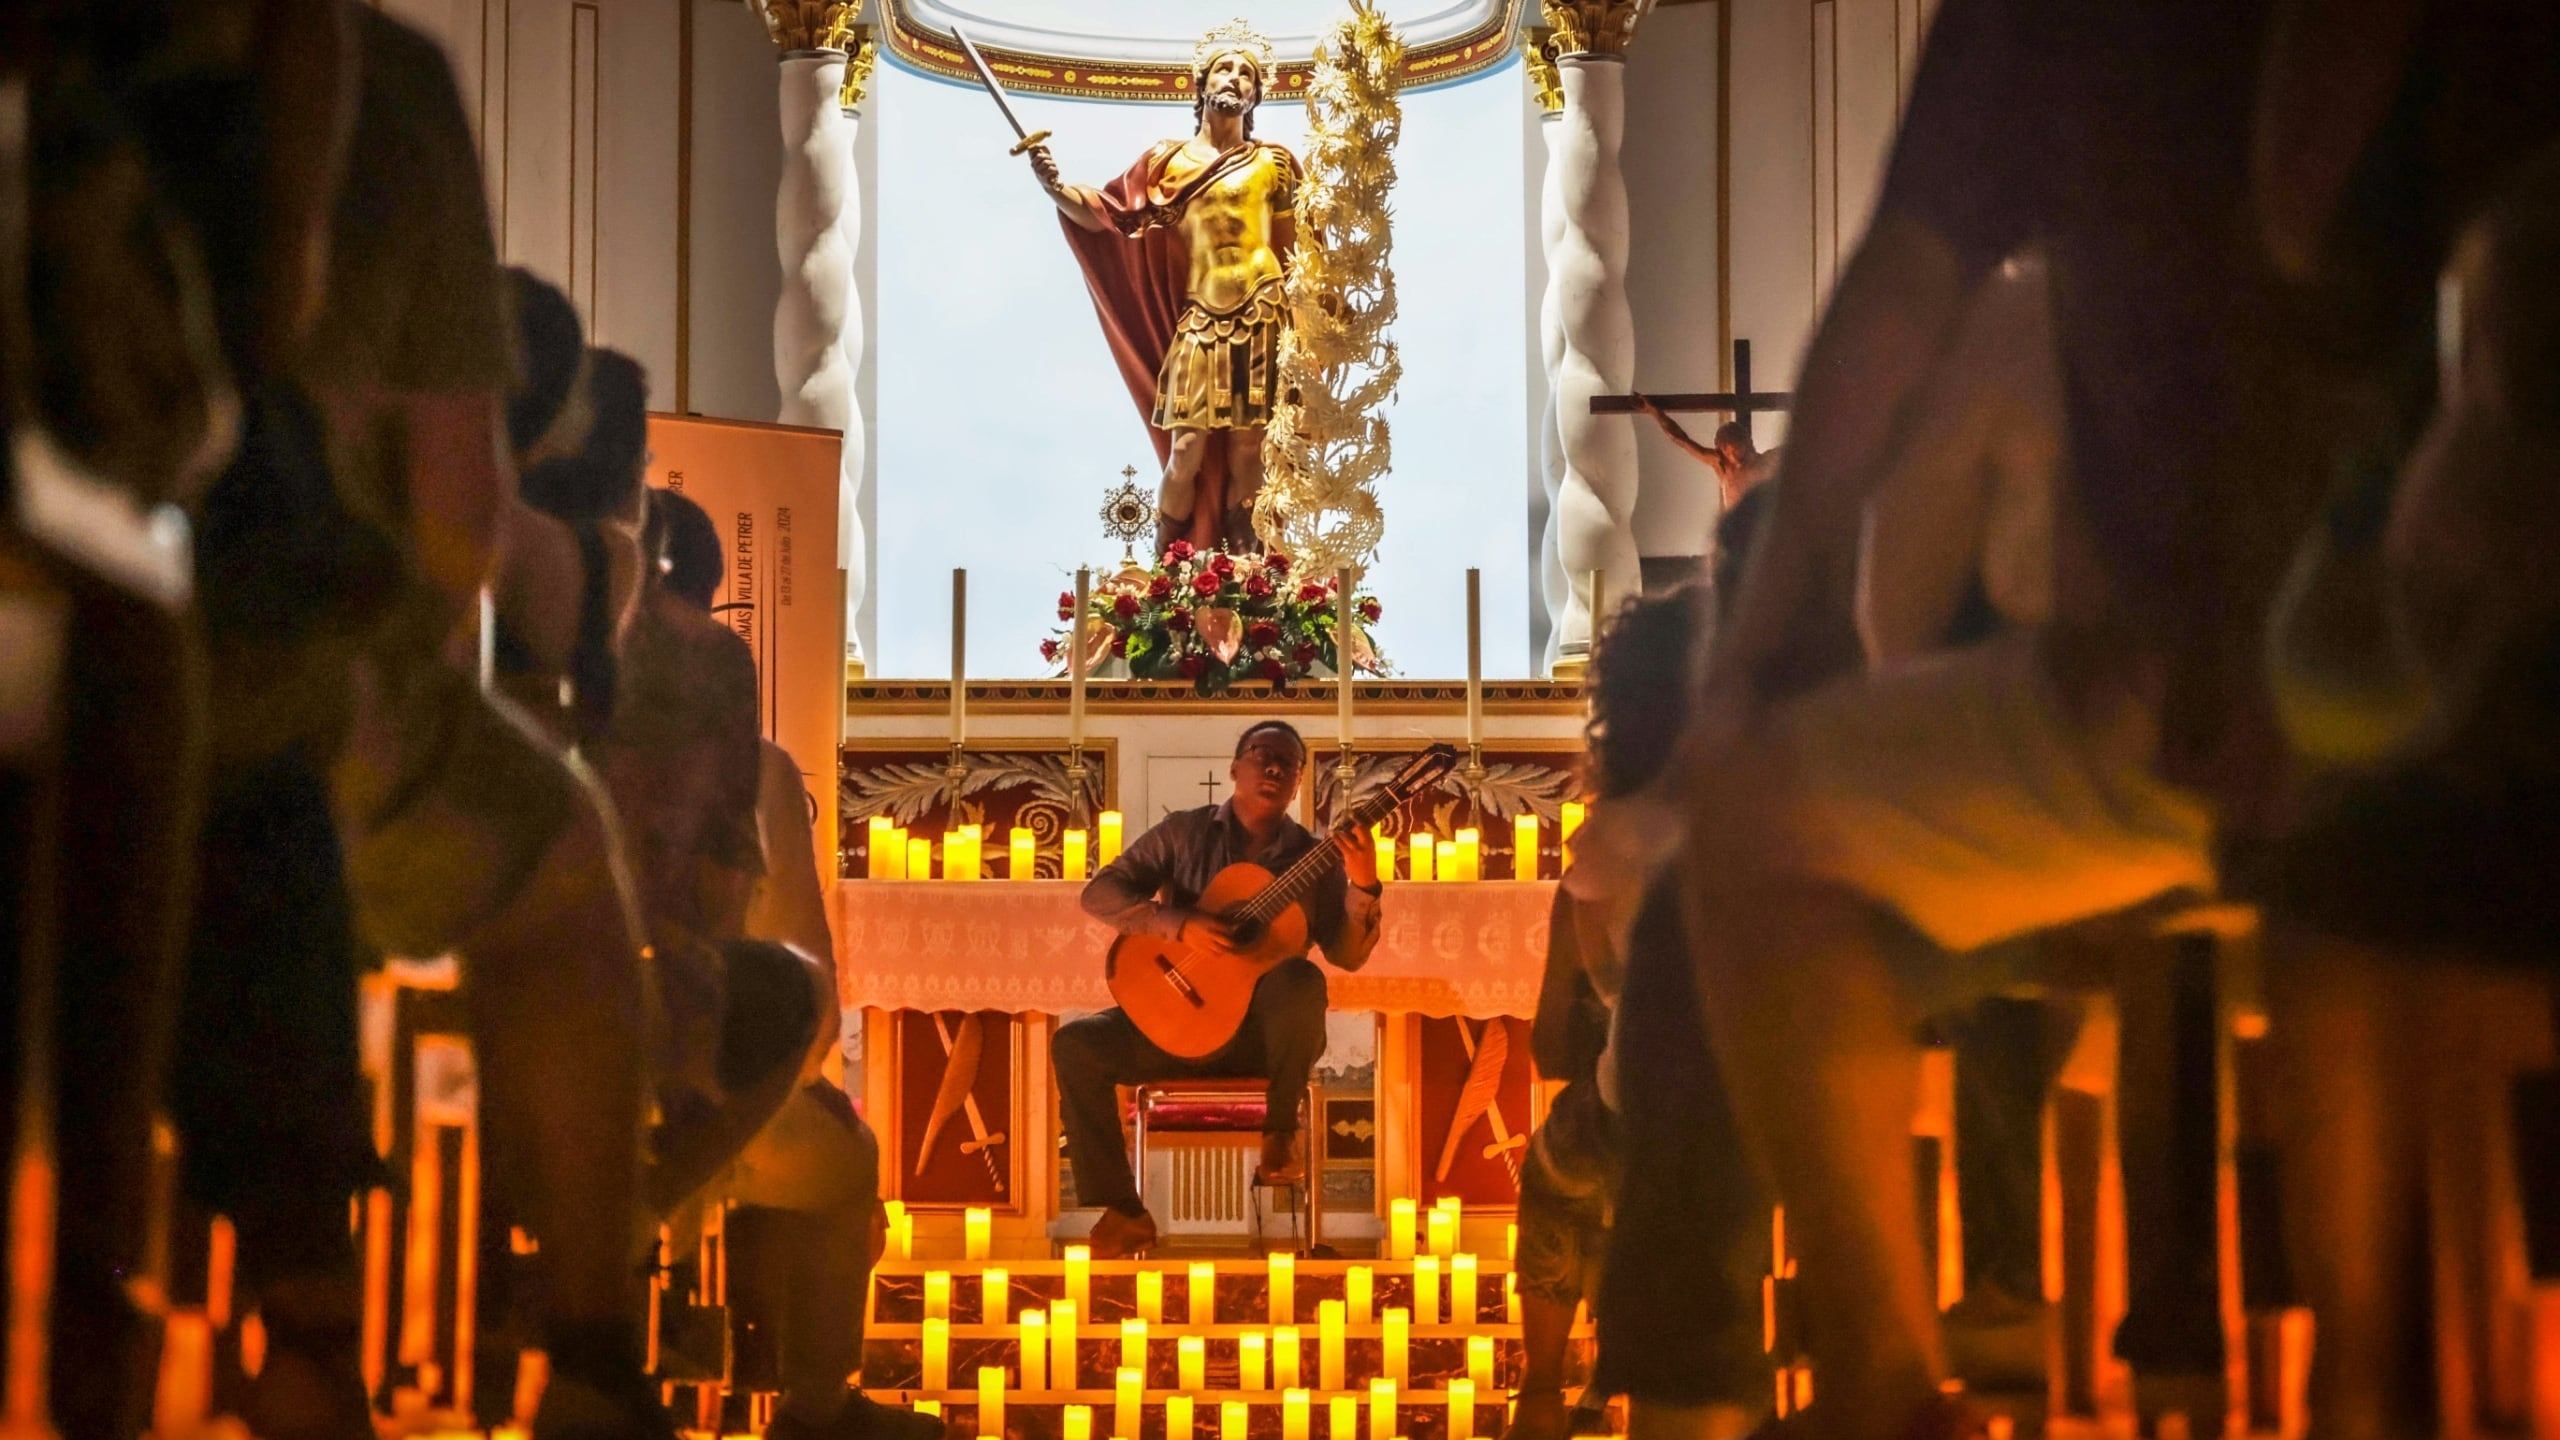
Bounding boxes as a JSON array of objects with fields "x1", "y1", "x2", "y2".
[{"x1": 1107, "y1": 745, "x2": 1460, "y2": 1058}]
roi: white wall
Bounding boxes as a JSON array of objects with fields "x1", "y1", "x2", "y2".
[{"x1": 1621, "y1": 1, "x2": 1722, "y2": 563}]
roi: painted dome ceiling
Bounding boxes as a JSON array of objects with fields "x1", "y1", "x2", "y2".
[{"x1": 880, "y1": 0, "x2": 1524, "y2": 102}]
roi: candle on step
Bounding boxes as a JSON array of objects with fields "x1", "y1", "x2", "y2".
[
  {"x1": 1412, "y1": 1257, "x2": 1439, "y2": 1325},
  {"x1": 885, "y1": 1200, "x2": 910, "y2": 1258},
  {"x1": 1009, "y1": 826, "x2": 1035, "y2": 880},
  {"x1": 982, "y1": 1268, "x2": 1009, "y2": 1325},
  {"x1": 1317, "y1": 1300, "x2": 1345, "y2": 1391},
  {"x1": 1426, "y1": 1207, "x2": 1453, "y2": 1259},
  {"x1": 1018, "y1": 1309, "x2": 1046, "y2": 1391},
  {"x1": 1065, "y1": 1244, "x2": 1092, "y2": 1311},
  {"x1": 1506, "y1": 1223, "x2": 1517, "y2": 1263},
  {"x1": 1332, "y1": 1396, "x2": 1358, "y2": 1440},
  {"x1": 1098, "y1": 810, "x2": 1124, "y2": 867},
  {"x1": 1455, "y1": 829, "x2": 1480, "y2": 882},
  {"x1": 1166, "y1": 1396, "x2": 1195, "y2": 1440},
  {"x1": 1116, "y1": 1367, "x2": 1142, "y2": 1439},
  {"x1": 1137, "y1": 1269, "x2": 1163, "y2": 1324},
  {"x1": 1346, "y1": 1265, "x2": 1373, "y2": 1324},
  {"x1": 908, "y1": 836, "x2": 932, "y2": 882},
  {"x1": 1222, "y1": 1402, "x2": 1247, "y2": 1440},
  {"x1": 1369, "y1": 1379, "x2": 1397, "y2": 1440},
  {"x1": 1284, "y1": 1389, "x2": 1310, "y2": 1440},
  {"x1": 1387, "y1": 1199, "x2": 1416, "y2": 1261},
  {"x1": 1189, "y1": 1262, "x2": 1216, "y2": 1324},
  {"x1": 1434, "y1": 840, "x2": 1455, "y2": 882},
  {"x1": 1437, "y1": 1196, "x2": 1463, "y2": 1229},
  {"x1": 1267, "y1": 1250, "x2": 1294, "y2": 1323},
  {"x1": 965, "y1": 1206, "x2": 991, "y2": 1259},
  {"x1": 1050, "y1": 1299, "x2": 1078, "y2": 1390},
  {"x1": 1121, "y1": 1319, "x2": 1147, "y2": 1375},
  {"x1": 1064, "y1": 828, "x2": 1089, "y2": 882},
  {"x1": 1178, "y1": 1335, "x2": 1206, "y2": 1391},
  {"x1": 1466, "y1": 1336, "x2": 1493, "y2": 1392},
  {"x1": 1504, "y1": 1273, "x2": 1519, "y2": 1325},
  {"x1": 1064, "y1": 1407, "x2": 1093, "y2": 1440},
  {"x1": 922, "y1": 1318, "x2": 949, "y2": 1390},
  {"x1": 1273, "y1": 1326, "x2": 1301, "y2": 1390},
  {"x1": 977, "y1": 1366, "x2": 1004, "y2": 1438},
  {"x1": 1446, "y1": 1380, "x2": 1474, "y2": 1440},
  {"x1": 1381, "y1": 1308, "x2": 1409, "y2": 1384},
  {"x1": 919, "y1": 1401, "x2": 944, "y2": 1419},
  {"x1": 1240, "y1": 1330, "x2": 1267, "y2": 1391},
  {"x1": 1451, "y1": 1254, "x2": 1478, "y2": 1325},
  {"x1": 1408, "y1": 834, "x2": 1434, "y2": 884},
  {"x1": 924, "y1": 1270, "x2": 952, "y2": 1322}
]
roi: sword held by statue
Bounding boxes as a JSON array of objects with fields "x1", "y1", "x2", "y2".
[{"x1": 949, "y1": 24, "x2": 1052, "y2": 157}]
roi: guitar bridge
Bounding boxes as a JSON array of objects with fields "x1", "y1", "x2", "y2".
[{"x1": 1156, "y1": 956, "x2": 1206, "y2": 1008}]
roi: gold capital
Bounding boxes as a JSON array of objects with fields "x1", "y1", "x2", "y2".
[
  {"x1": 1520, "y1": 27, "x2": 1564, "y2": 112},
  {"x1": 1539, "y1": 0, "x2": 1647, "y2": 58},
  {"x1": 751, "y1": 0, "x2": 862, "y2": 54},
  {"x1": 839, "y1": 25, "x2": 880, "y2": 110}
]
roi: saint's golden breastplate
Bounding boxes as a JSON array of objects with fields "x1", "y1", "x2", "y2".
[{"x1": 1178, "y1": 146, "x2": 1291, "y2": 313}]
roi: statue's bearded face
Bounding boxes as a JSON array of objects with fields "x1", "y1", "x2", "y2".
[{"x1": 1201, "y1": 51, "x2": 1262, "y2": 114}]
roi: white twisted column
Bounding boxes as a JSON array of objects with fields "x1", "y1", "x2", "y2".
[
  {"x1": 1543, "y1": 0, "x2": 1647, "y2": 674},
  {"x1": 1525, "y1": 34, "x2": 1570, "y2": 672},
  {"x1": 836, "y1": 35, "x2": 877, "y2": 674}
]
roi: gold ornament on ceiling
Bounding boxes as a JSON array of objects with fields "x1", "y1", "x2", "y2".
[
  {"x1": 1520, "y1": 26, "x2": 1564, "y2": 112},
  {"x1": 839, "y1": 25, "x2": 881, "y2": 109},
  {"x1": 750, "y1": 0, "x2": 863, "y2": 54},
  {"x1": 1191, "y1": 17, "x2": 1279, "y2": 80},
  {"x1": 1539, "y1": 0, "x2": 1650, "y2": 57},
  {"x1": 1254, "y1": 0, "x2": 1402, "y2": 580}
]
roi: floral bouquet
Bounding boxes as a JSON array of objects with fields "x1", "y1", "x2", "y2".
[{"x1": 1043, "y1": 541, "x2": 1386, "y2": 695}]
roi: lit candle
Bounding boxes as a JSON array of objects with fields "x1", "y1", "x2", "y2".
[
  {"x1": 977, "y1": 1366, "x2": 1004, "y2": 1438},
  {"x1": 1513, "y1": 814, "x2": 1539, "y2": 880},
  {"x1": 1178, "y1": 1335, "x2": 1206, "y2": 1392},
  {"x1": 1009, "y1": 826, "x2": 1035, "y2": 880},
  {"x1": 1273, "y1": 1326, "x2": 1301, "y2": 1390},
  {"x1": 1446, "y1": 1379, "x2": 1475, "y2": 1440},
  {"x1": 869, "y1": 815, "x2": 893, "y2": 878},
  {"x1": 951, "y1": 569, "x2": 969, "y2": 745},
  {"x1": 1504, "y1": 1273, "x2": 1519, "y2": 1325},
  {"x1": 924, "y1": 1270, "x2": 952, "y2": 1322},
  {"x1": 1466, "y1": 1335, "x2": 1494, "y2": 1392},
  {"x1": 958, "y1": 824, "x2": 983, "y2": 881},
  {"x1": 982, "y1": 1268, "x2": 1010, "y2": 1325},
  {"x1": 1121, "y1": 1319, "x2": 1148, "y2": 1375},
  {"x1": 1412, "y1": 1257, "x2": 1440, "y2": 1326},
  {"x1": 1071, "y1": 566, "x2": 1090, "y2": 747},
  {"x1": 1332, "y1": 1396, "x2": 1358, "y2": 1440},
  {"x1": 1426, "y1": 1208, "x2": 1454, "y2": 1259},
  {"x1": 1438, "y1": 1196, "x2": 1463, "y2": 1225},
  {"x1": 1455, "y1": 828, "x2": 1481, "y2": 882},
  {"x1": 1409, "y1": 833, "x2": 1434, "y2": 884},
  {"x1": 1560, "y1": 801, "x2": 1585, "y2": 867},
  {"x1": 1018, "y1": 1310, "x2": 1047, "y2": 1392},
  {"x1": 907, "y1": 836, "x2": 932, "y2": 882},
  {"x1": 1065, "y1": 1244, "x2": 1092, "y2": 1312},
  {"x1": 1137, "y1": 1270, "x2": 1163, "y2": 1323},
  {"x1": 1373, "y1": 832, "x2": 1397, "y2": 883},
  {"x1": 885, "y1": 1200, "x2": 910, "y2": 1258},
  {"x1": 919, "y1": 1401, "x2": 944, "y2": 1419},
  {"x1": 1381, "y1": 1308, "x2": 1409, "y2": 1384},
  {"x1": 1336, "y1": 569, "x2": 1356, "y2": 749},
  {"x1": 1464, "y1": 568, "x2": 1483, "y2": 751},
  {"x1": 1451, "y1": 1254, "x2": 1478, "y2": 1325},
  {"x1": 1317, "y1": 1300, "x2": 1345, "y2": 1391},
  {"x1": 1098, "y1": 810, "x2": 1124, "y2": 867},
  {"x1": 1434, "y1": 840, "x2": 1455, "y2": 882},
  {"x1": 1267, "y1": 1251, "x2": 1294, "y2": 1324},
  {"x1": 965, "y1": 1206, "x2": 991, "y2": 1259},
  {"x1": 923, "y1": 1317, "x2": 949, "y2": 1390},
  {"x1": 1050, "y1": 1299, "x2": 1078, "y2": 1391},
  {"x1": 1506, "y1": 1222, "x2": 1518, "y2": 1263},
  {"x1": 1189, "y1": 1262, "x2": 1215, "y2": 1325},
  {"x1": 1064, "y1": 828, "x2": 1090, "y2": 882},
  {"x1": 1222, "y1": 1402, "x2": 1248, "y2": 1440},
  {"x1": 887, "y1": 825, "x2": 910, "y2": 879},
  {"x1": 1240, "y1": 1331, "x2": 1267, "y2": 1391},
  {"x1": 1065, "y1": 1407, "x2": 1093, "y2": 1440},
  {"x1": 1167, "y1": 1396, "x2": 1195, "y2": 1440},
  {"x1": 1387, "y1": 1200, "x2": 1416, "y2": 1261},
  {"x1": 1347, "y1": 1266, "x2": 1374, "y2": 1324},
  {"x1": 1369, "y1": 1379, "x2": 1397, "y2": 1440},
  {"x1": 1284, "y1": 1389, "x2": 1311, "y2": 1440},
  {"x1": 1116, "y1": 1367, "x2": 1142, "y2": 1439}
]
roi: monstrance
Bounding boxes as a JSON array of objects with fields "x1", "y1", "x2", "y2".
[{"x1": 1098, "y1": 465, "x2": 1154, "y2": 567}]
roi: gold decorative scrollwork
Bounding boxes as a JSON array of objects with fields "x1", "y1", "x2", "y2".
[
  {"x1": 1539, "y1": 0, "x2": 1648, "y2": 58},
  {"x1": 1521, "y1": 27, "x2": 1565, "y2": 113},
  {"x1": 750, "y1": 0, "x2": 862, "y2": 55},
  {"x1": 839, "y1": 25, "x2": 881, "y2": 110}
]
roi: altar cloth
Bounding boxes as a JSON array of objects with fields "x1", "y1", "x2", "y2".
[{"x1": 831, "y1": 880, "x2": 1554, "y2": 1018}]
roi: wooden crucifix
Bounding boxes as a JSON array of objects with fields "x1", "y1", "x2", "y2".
[{"x1": 1588, "y1": 338, "x2": 1792, "y2": 447}]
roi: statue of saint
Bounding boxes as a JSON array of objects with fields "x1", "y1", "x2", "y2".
[{"x1": 1026, "y1": 21, "x2": 1302, "y2": 558}]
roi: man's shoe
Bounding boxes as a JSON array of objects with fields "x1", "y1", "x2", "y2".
[
  {"x1": 1502, "y1": 1391, "x2": 1571, "y2": 1440},
  {"x1": 1087, "y1": 1206, "x2": 1158, "y2": 1259},
  {"x1": 769, "y1": 1390, "x2": 950, "y2": 1440},
  {"x1": 1254, "y1": 1130, "x2": 1306, "y2": 1187},
  {"x1": 532, "y1": 1371, "x2": 683, "y2": 1440}
]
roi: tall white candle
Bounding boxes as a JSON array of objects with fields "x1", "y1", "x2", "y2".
[
  {"x1": 1138, "y1": 1270, "x2": 1164, "y2": 1323},
  {"x1": 1071, "y1": 566, "x2": 1090, "y2": 746},
  {"x1": 951, "y1": 568, "x2": 968, "y2": 745},
  {"x1": 1019, "y1": 1310, "x2": 1047, "y2": 1391},
  {"x1": 978, "y1": 1365, "x2": 1004, "y2": 1436},
  {"x1": 923, "y1": 1317, "x2": 949, "y2": 1390},
  {"x1": 1465, "y1": 568, "x2": 1483, "y2": 749}
]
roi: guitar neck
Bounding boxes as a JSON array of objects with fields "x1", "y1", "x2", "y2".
[{"x1": 1233, "y1": 836, "x2": 1348, "y2": 927}]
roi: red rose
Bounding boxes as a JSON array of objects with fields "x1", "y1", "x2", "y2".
[
  {"x1": 1165, "y1": 607, "x2": 1194, "y2": 632},
  {"x1": 1291, "y1": 643, "x2": 1318, "y2": 667},
  {"x1": 1255, "y1": 657, "x2": 1287, "y2": 681},
  {"x1": 1209, "y1": 552, "x2": 1235, "y2": 577},
  {"x1": 1040, "y1": 638, "x2": 1062, "y2": 663},
  {"x1": 1245, "y1": 573, "x2": 1275, "y2": 599},
  {"x1": 1057, "y1": 591, "x2": 1075, "y2": 621},
  {"x1": 1112, "y1": 631, "x2": 1130, "y2": 657},
  {"x1": 1265, "y1": 552, "x2": 1292, "y2": 575},
  {"x1": 1357, "y1": 597, "x2": 1382, "y2": 623},
  {"x1": 1191, "y1": 571, "x2": 1223, "y2": 598},
  {"x1": 1178, "y1": 653, "x2": 1207, "y2": 679},
  {"x1": 1114, "y1": 593, "x2": 1141, "y2": 618},
  {"x1": 1148, "y1": 574, "x2": 1173, "y2": 599},
  {"x1": 1297, "y1": 583, "x2": 1330, "y2": 604},
  {"x1": 1165, "y1": 539, "x2": 1195, "y2": 563},
  {"x1": 1247, "y1": 620, "x2": 1282, "y2": 648}
]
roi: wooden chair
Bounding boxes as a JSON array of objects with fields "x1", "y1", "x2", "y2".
[{"x1": 1128, "y1": 1078, "x2": 1324, "y2": 1252}]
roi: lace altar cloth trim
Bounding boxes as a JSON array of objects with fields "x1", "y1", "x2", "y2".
[{"x1": 831, "y1": 880, "x2": 1552, "y2": 1018}]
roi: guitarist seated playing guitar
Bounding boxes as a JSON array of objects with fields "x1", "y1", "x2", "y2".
[{"x1": 1063, "y1": 720, "x2": 1385, "y2": 1257}]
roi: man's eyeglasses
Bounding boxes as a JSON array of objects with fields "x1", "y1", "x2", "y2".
[{"x1": 1238, "y1": 746, "x2": 1304, "y2": 777}]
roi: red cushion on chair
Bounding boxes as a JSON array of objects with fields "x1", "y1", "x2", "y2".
[{"x1": 1142, "y1": 1099, "x2": 1271, "y2": 1132}]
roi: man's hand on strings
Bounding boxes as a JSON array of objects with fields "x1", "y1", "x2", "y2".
[
  {"x1": 1332, "y1": 824, "x2": 1381, "y2": 890},
  {"x1": 1178, "y1": 912, "x2": 1240, "y2": 952}
]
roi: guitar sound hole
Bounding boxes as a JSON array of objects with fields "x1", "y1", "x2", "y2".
[{"x1": 1227, "y1": 918, "x2": 1265, "y2": 950}]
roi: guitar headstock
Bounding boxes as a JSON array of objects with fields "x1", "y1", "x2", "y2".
[{"x1": 1342, "y1": 743, "x2": 1462, "y2": 829}]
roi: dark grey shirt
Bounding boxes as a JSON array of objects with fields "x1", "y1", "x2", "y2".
[{"x1": 1081, "y1": 802, "x2": 1383, "y2": 970}]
